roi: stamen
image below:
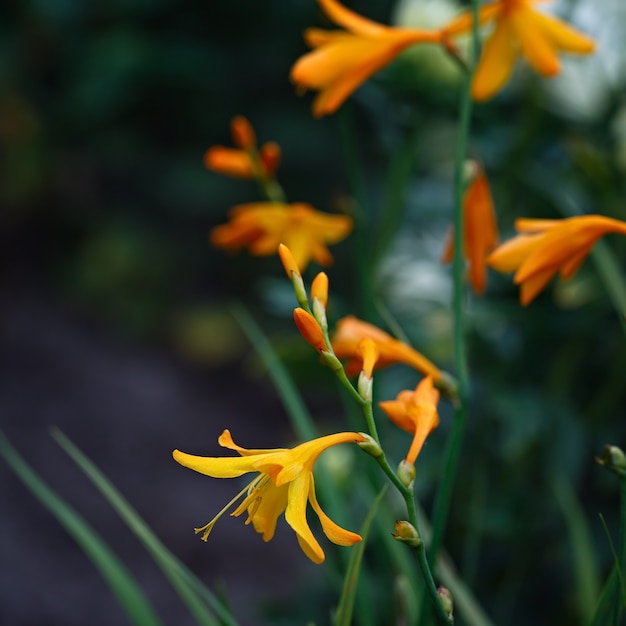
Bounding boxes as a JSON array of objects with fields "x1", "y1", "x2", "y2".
[{"x1": 194, "y1": 474, "x2": 264, "y2": 541}]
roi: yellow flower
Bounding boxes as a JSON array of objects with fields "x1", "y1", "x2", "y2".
[
  {"x1": 331, "y1": 315, "x2": 442, "y2": 382},
  {"x1": 442, "y1": 0, "x2": 595, "y2": 101},
  {"x1": 290, "y1": 0, "x2": 442, "y2": 117},
  {"x1": 204, "y1": 116, "x2": 281, "y2": 179},
  {"x1": 487, "y1": 215, "x2": 626, "y2": 305},
  {"x1": 379, "y1": 376, "x2": 440, "y2": 464},
  {"x1": 441, "y1": 164, "x2": 499, "y2": 294},
  {"x1": 210, "y1": 202, "x2": 353, "y2": 270},
  {"x1": 173, "y1": 430, "x2": 365, "y2": 564}
]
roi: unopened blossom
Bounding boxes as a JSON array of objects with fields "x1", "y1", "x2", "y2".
[
  {"x1": 204, "y1": 116, "x2": 281, "y2": 179},
  {"x1": 173, "y1": 430, "x2": 365, "y2": 564},
  {"x1": 379, "y1": 376, "x2": 440, "y2": 464},
  {"x1": 442, "y1": 0, "x2": 595, "y2": 101},
  {"x1": 487, "y1": 215, "x2": 626, "y2": 305},
  {"x1": 211, "y1": 202, "x2": 353, "y2": 270},
  {"x1": 442, "y1": 164, "x2": 499, "y2": 294},
  {"x1": 331, "y1": 316, "x2": 442, "y2": 382},
  {"x1": 291, "y1": 0, "x2": 442, "y2": 117}
]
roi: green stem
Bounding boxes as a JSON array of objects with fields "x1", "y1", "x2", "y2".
[
  {"x1": 616, "y1": 476, "x2": 626, "y2": 624},
  {"x1": 429, "y1": 0, "x2": 480, "y2": 566}
]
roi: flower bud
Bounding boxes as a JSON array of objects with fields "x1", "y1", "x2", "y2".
[
  {"x1": 231, "y1": 115, "x2": 256, "y2": 149},
  {"x1": 393, "y1": 520, "x2": 421, "y2": 548},
  {"x1": 278, "y1": 244, "x2": 308, "y2": 309},
  {"x1": 293, "y1": 308, "x2": 326, "y2": 352},
  {"x1": 357, "y1": 371, "x2": 373, "y2": 402},
  {"x1": 357, "y1": 433, "x2": 383, "y2": 458},
  {"x1": 259, "y1": 142, "x2": 281, "y2": 178},
  {"x1": 397, "y1": 459, "x2": 416, "y2": 488},
  {"x1": 437, "y1": 587, "x2": 454, "y2": 620},
  {"x1": 596, "y1": 445, "x2": 626, "y2": 477},
  {"x1": 311, "y1": 272, "x2": 329, "y2": 307}
]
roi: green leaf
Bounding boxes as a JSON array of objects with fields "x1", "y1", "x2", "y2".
[
  {"x1": 334, "y1": 486, "x2": 388, "y2": 626},
  {"x1": 0, "y1": 430, "x2": 164, "y2": 626},
  {"x1": 50, "y1": 428, "x2": 237, "y2": 626},
  {"x1": 551, "y1": 474, "x2": 600, "y2": 624}
]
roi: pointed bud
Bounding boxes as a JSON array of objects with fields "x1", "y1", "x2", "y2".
[
  {"x1": 437, "y1": 587, "x2": 454, "y2": 620},
  {"x1": 393, "y1": 520, "x2": 421, "y2": 548},
  {"x1": 311, "y1": 272, "x2": 329, "y2": 307},
  {"x1": 397, "y1": 459, "x2": 416, "y2": 489},
  {"x1": 357, "y1": 433, "x2": 383, "y2": 458},
  {"x1": 356, "y1": 337, "x2": 379, "y2": 378},
  {"x1": 294, "y1": 308, "x2": 326, "y2": 352},
  {"x1": 278, "y1": 244, "x2": 308, "y2": 309},
  {"x1": 260, "y1": 142, "x2": 281, "y2": 178},
  {"x1": 357, "y1": 371, "x2": 373, "y2": 402},
  {"x1": 231, "y1": 115, "x2": 256, "y2": 149},
  {"x1": 596, "y1": 445, "x2": 626, "y2": 478}
]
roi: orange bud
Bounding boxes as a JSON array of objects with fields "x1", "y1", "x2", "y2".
[
  {"x1": 260, "y1": 142, "x2": 281, "y2": 178},
  {"x1": 356, "y1": 337, "x2": 379, "y2": 378},
  {"x1": 230, "y1": 116, "x2": 256, "y2": 149},
  {"x1": 204, "y1": 146, "x2": 253, "y2": 178},
  {"x1": 294, "y1": 308, "x2": 327, "y2": 352},
  {"x1": 311, "y1": 272, "x2": 329, "y2": 307},
  {"x1": 278, "y1": 244, "x2": 302, "y2": 280}
]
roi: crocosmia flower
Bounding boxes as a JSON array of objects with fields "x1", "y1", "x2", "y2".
[
  {"x1": 173, "y1": 430, "x2": 365, "y2": 564},
  {"x1": 331, "y1": 315, "x2": 442, "y2": 382},
  {"x1": 204, "y1": 116, "x2": 281, "y2": 179},
  {"x1": 291, "y1": 0, "x2": 442, "y2": 117},
  {"x1": 487, "y1": 215, "x2": 626, "y2": 305},
  {"x1": 210, "y1": 202, "x2": 353, "y2": 270},
  {"x1": 442, "y1": 0, "x2": 595, "y2": 101},
  {"x1": 441, "y1": 164, "x2": 499, "y2": 294},
  {"x1": 379, "y1": 376, "x2": 440, "y2": 464}
]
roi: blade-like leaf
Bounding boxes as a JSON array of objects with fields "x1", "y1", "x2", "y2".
[
  {"x1": 551, "y1": 474, "x2": 600, "y2": 623},
  {"x1": 50, "y1": 428, "x2": 237, "y2": 626},
  {"x1": 0, "y1": 430, "x2": 163, "y2": 626},
  {"x1": 334, "y1": 486, "x2": 387, "y2": 626}
]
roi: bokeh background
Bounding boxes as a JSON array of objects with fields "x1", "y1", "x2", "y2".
[{"x1": 2, "y1": 0, "x2": 626, "y2": 624}]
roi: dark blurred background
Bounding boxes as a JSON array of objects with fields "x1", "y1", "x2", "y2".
[{"x1": 2, "y1": 0, "x2": 626, "y2": 624}]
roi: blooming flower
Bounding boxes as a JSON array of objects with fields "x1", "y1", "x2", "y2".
[
  {"x1": 210, "y1": 202, "x2": 353, "y2": 270},
  {"x1": 173, "y1": 429, "x2": 365, "y2": 564},
  {"x1": 331, "y1": 315, "x2": 442, "y2": 382},
  {"x1": 291, "y1": 0, "x2": 442, "y2": 117},
  {"x1": 379, "y1": 376, "x2": 440, "y2": 464},
  {"x1": 487, "y1": 215, "x2": 626, "y2": 305},
  {"x1": 442, "y1": 0, "x2": 595, "y2": 101},
  {"x1": 441, "y1": 164, "x2": 499, "y2": 294},
  {"x1": 204, "y1": 116, "x2": 281, "y2": 179}
]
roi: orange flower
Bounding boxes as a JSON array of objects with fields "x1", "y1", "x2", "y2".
[
  {"x1": 379, "y1": 376, "x2": 440, "y2": 464},
  {"x1": 442, "y1": 165, "x2": 499, "y2": 294},
  {"x1": 211, "y1": 202, "x2": 353, "y2": 270},
  {"x1": 331, "y1": 316, "x2": 442, "y2": 382},
  {"x1": 204, "y1": 116, "x2": 281, "y2": 179},
  {"x1": 290, "y1": 0, "x2": 442, "y2": 117},
  {"x1": 442, "y1": 0, "x2": 595, "y2": 101},
  {"x1": 487, "y1": 215, "x2": 626, "y2": 305}
]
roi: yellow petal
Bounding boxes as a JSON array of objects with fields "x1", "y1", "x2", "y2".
[
  {"x1": 172, "y1": 449, "x2": 258, "y2": 478},
  {"x1": 519, "y1": 268, "x2": 556, "y2": 305},
  {"x1": 250, "y1": 482, "x2": 289, "y2": 542},
  {"x1": 510, "y1": 6, "x2": 560, "y2": 76},
  {"x1": 515, "y1": 218, "x2": 561, "y2": 232},
  {"x1": 285, "y1": 472, "x2": 325, "y2": 564},
  {"x1": 317, "y1": 0, "x2": 387, "y2": 38},
  {"x1": 308, "y1": 475, "x2": 361, "y2": 546},
  {"x1": 218, "y1": 429, "x2": 286, "y2": 457},
  {"x1": 530, "y1": 10, "x2": 595, "y2": 54},
  {"x1": 472, "y1": 16, "x2": 518, "y2": 101}
]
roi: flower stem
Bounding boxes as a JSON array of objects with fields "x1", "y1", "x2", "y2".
[{"x1": 429, "y1": 0, "x2": 480, "y2": 567}]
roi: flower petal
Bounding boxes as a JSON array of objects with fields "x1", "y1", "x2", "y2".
[
  {"x1": 285, "y1": 472, "x2": 325, "y2": 564},
  {"x1": 510, "y1": 6, "x2": 560, "y2": 76},
  {"x1": 472, "y1": 16, "x2": 518, "y2": 101},
  {"x1": 519, "y1": 267, "x2": 556, "y2": 305},
  {"x1": 317, "y1": 0, "x2": 387, "y2": 37},
  {"x1": 250, "y1": 482, "x2": 289, "y2": 542},
  {"x1": 487, "y1": 233, "x2": 544, "y2": 273},
  {"x1": 308, "y1": 475, "x2": 361, "y2": 546},
  {"x1": 530, "y1": 10, "x2": 595, "y2": 54},
  {"x1": 172, "y1": 449, "x2": 258, "y2": 478},
  {"x1": 442, "y1": 1, "x2": 502, "y2": 37}
]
